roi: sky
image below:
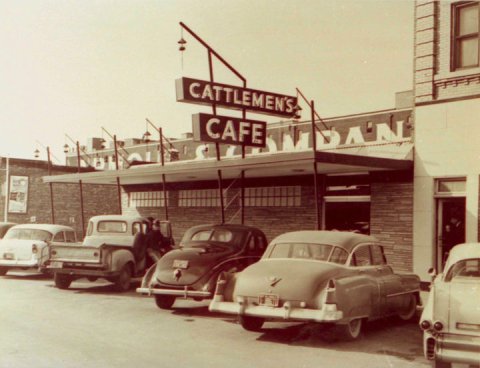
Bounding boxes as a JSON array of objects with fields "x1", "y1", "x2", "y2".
[{"x1": 0, "y1": 0, "x2": 414, "y2": 163}]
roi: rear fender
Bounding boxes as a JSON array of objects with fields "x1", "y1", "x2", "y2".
[
  {"x1": 141, "y1": 263, "x2": 157, "y2": 288},
  {"x1": 213, "y1": 271, "x2": 237, "y2": 301},
  {"x1": 111, "y1": 249, "x2": 135, "y2": 272},
  {"x1": 333, "y1": 275, "x2": 377, "y2": 319}
]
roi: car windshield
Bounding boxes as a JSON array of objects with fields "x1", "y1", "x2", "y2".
[
  {"x1": 267, "y1": 242, "x2": 336, "y2": 262},
  {"x1": 97, "y1": 221, "x2": 128, "y2": 233},
  {"x1": 4, "y1": 228, "x2": 53, "y2": 241},
  {"x1": 446, "y1": 258, "x2": 480, "y2": 281}
]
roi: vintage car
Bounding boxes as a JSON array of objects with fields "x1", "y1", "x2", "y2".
[
  {"x1": 209, "y1": 230, "x2": 421, "y2": 339},
  {"x1": 42, "y1": 215, "x2": 173, "y2": 292},
  {"x1": 0, "y1": 222, "x2": 16, "y2": 239},
  {"x1": 0, "y1": 223, "x2": 77, "y2": 276},
  {"x1": 419, "y1": 243, "x2": 480, "y2": 368},
  {"x1": 137, "y1": 223, "x2": 268, "y2": 309}
]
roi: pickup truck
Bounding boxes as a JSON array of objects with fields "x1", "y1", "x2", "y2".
[{"x1": 41, "y1": 215, "x2": 173, "y2": 292}]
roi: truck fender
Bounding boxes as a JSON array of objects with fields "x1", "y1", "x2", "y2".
[{"x1": 110, "y1": 249, "x2": 135, "y2": 272}]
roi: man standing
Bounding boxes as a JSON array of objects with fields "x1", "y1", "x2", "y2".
[
  {"x1": 443, "y1": 213, "x2": 465, "y2": 263},
  {"x1": 145, "y1": 220, "x2": 165, "y2": 266}
]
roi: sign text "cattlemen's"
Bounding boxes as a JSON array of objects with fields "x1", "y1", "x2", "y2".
[
  {"x1": 176, "y1": 77, "x2": 297, "y2": 118},
  {"x1": 192, "y1": 113, "x2": 266, "y2": 148}
]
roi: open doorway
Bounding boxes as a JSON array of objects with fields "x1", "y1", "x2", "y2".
[
  {"x1": 325, "y1": 202, "x2": 370, "y2": 234},
  {"x1": 436, "y1": 198, "x2": 465, "y2": 271}
]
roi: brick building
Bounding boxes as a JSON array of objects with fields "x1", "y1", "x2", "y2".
[
  {"x1": 413, "y1": 0, "x2": 480, "y2": 279},
  {"x1": 0, "y1": 157, "x2": 120, "y2": 238}
]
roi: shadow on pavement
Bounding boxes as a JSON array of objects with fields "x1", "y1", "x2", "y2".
[
  {"x1": 255, "y1": 318, "x2": 426, "y2": 364},
  {"x1": 171, "y1": 303, "x2": 237, "y2": 323}
]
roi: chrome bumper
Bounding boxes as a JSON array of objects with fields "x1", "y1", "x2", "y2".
[
  {"x1": 209, "y1": 297, "x2": 343, "y2": 322},
  {"x1": 425, "y1": 332, "x2": 480, "y2": 365},
  {"x1": 0, "y1": 259, "x2": 38, "y2": 268},
  {"x1": 136, "y1": 286, "x2": 212, "y2": 299}
]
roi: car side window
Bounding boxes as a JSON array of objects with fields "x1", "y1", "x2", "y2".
[
  {"x1": 370, "y1": 244, "x2": 386, "y2": 265},
  {"x1": 246, "y1": 235, "x2": 256, "y2": 254},
  {"x1": 330, "y1": 247, "x2": 349, "y2": 264},
  {"x1": 256, "y1": 235, "x2": 267, "y2": 254},
  {"x1": 65, "y1": 231, "x2": 76, "y2": 243},
  {"x1": 53, "y1": 232, "x2": 65, "y2": 242},
  {"x1": 351, "y1": 245, "x2": 372, "y2": 267},
  {"x1": 132, "y1": 222, "x2": 142, "y2": 235}
]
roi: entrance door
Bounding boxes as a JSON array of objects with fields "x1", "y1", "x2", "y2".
[{"x1": 436, "y1": 198, "x2": 465, "y2": 271}]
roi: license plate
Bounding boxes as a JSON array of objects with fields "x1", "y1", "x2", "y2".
[
  {"x1": 3, "y1": 253, "x2": 14, "y2": 260},
  {"x1": 259, "y1": 294, "x2": 279, "y2": 307},
  {"x1": 173, "y1": 260, "x2": 189, "y2": 269},
  {"x1": 50, "y1": 261, "x2": 63, "y2": 269}
]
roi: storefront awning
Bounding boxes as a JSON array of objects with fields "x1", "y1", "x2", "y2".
[{"x1": 43, "y1": 142, "x2": 413, "y2": 185}]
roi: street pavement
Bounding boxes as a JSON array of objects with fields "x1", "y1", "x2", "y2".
[{"x1": 0, "y1": 272, "x2": 433, "y2": 368}]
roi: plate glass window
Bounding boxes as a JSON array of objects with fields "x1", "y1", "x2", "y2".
[{"x1": 453, "y1": 2, "x2": 480, "y2": 69}]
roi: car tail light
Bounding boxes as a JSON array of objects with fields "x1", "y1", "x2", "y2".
[
  {"x1": 420, "y1": 320, "x2": 431, "y2": 330},
  {"x1": 51, "y1": 250, "x2": 57, "y2": 256},
  {"x1": 32, "y1": 244, "x2": 38, "y2": 254},
  {"x1": 93, "y1": 252, "x2": 99, "y2": 257},
  {"x1": 433, "y1": 321, "x2": 444, "y2": 331}
]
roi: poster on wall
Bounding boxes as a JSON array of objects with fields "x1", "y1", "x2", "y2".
[{"x1": 8, "y1": 175, "x2": 28, "y2": 214}]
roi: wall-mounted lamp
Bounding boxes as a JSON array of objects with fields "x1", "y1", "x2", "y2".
[
  {"x1": 142, "y1": 130, "x2": 151, "y2": 142},
  {"x1": 63, "y1": 144, "x2": 69, "y2": 153},
  {"x1": 34, "y1": 149, "x2": 40, "y2": 158}
]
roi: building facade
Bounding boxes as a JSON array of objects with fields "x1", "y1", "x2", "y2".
[
  {"x1": 413, "y1": 0, "x2": 480, "y2": 279},
  {"x1": 0, "y1": 157, "x2": 120, "y2": 238}
]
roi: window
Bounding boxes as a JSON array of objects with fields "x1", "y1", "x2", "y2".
[
  {"x1": 370, "y1": 245, "x2": 386, "y2": 265},
  {"x1": 65, "y1": 231, "x2": 77, "y2": 243},
  {"x1": 245, "y1": 186, "x2": 301, "y2": 207},
  {"x1": 178, "y1": 189, "x2": 220, "y2": 207},
  {"x1": 97, "y1": 221, "x2": 127, "y2": 233},
  {"x1": 330, "y1": 247, "x2": 349, "y2": 265},
  {"x1": 129, "y1": 191, "x2": 168, "y2": 208},
  {"x1": 53, "y1": 232, "x2": 65, "y2": 242},
  {"x1": 351, "y1": 245, "x2": 371, "y2": 267},
  {"x1": 267, "y1": 242, "x2": 333, "y2": 261},
  {"x1": 452, "y1": 2, "x2": 480, "y2": 69},
  {"x1": 445, "y1": 258, "x2": 480, "y2": 280},
  {"x1": 132, "y1": 222, "x2": 143, "y2": 235},
  {"x1": 435, "y1": 178, "x2": 466, "y2": 197}
]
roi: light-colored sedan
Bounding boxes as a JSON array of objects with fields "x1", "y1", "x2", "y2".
[
  {"x1": 420, "y1": 243, "x2": 480, "y2": 368},
  {"x1": 209, "y1": 231, "x2": 421, "y2": 340},
  {"x1": 0, "y1": 224, "x2": 77, "y2": 276}
]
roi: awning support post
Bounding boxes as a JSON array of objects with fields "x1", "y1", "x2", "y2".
[
  {"x1": 162, "y1": 174, "x2": 169, "y2": 220},
  {"x1": 47, "y1": 146, "x2": 55, "y2": 224},
  {"x1": 218, "y1": 170, "x2": 225, "y2": 224},
  {"x1": 241, "y1": 170, "x2": 245, "y2": 225},
  {"x1": 113, "y1": 135, "x2": 122, "y2": 215}
]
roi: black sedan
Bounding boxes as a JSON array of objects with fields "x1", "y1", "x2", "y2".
[{"x1": 136, "y1": 223, "x2": 267, "y2": 309}]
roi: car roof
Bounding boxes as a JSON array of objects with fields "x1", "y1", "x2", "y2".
[
  {"x1": 88, "y1": 215, "x2": 145, "y2": 222},
  {"x1": 445, "y1": 243, "x2": 480, "y2": 269},
  {"x1": 8, "y1": 224, "x2": 75, "y2": 232},
  {"x1": 0, "y1": 222, "x2": 16, "y2": 227},
  {"x1": 270, "y1": 230, "x2": 379, "y2": 252}
]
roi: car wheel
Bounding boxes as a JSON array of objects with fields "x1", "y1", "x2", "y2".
[
  {"x1": 0, "y1": 267, "x2": 8, "y2": 276},
  {"x1": 54, "y1": 273, "x2": 72, "y2": 290},
  {"x1": 113, "y1": 264, "x2": 132, "y2": 292},
  {"x1": 398, "y1": 293, "x2": 417, "y2": 322},
  {"x1": 154, "y1": 295, "x2": 176, "y2": 309},
  {"x1": 433, "y1": 359, "x2": 451, "y2": 368},
  {"x1": 239, "y1": 315, "x2": 264, "y2": 332},
  {"x1": 337, "y1": 318, "x2": 362, "y2": 340}
]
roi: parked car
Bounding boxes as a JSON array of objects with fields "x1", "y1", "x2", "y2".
[
  {"x1": 0, "y1": 222, "x2": 16, "y2": 239},
  {"x1": 137, "y1": 223, "x2": 268, "y2": 309},
  {"x1": 42, "y1": 215, "x2": 173, "y2": 291},
  {"x1": 419, "y1": 243, "x2": 480, "y2": 368},
  {"x1": 209, "y1": 230, "x2": 421, "y2": 339},
  {"x1": 0, "y1": 223, "x2": 77, "y2": 276}
]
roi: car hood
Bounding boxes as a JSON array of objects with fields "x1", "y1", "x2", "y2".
[
  {"x1": 0, "y1": 239, "x2": 46, "y2": 261},
  {"x1": 152, "y1": 244, "x2": 236, "y2": 286},
  {"x1": 233, "y1": 259, "x2": 348, "y2": 306}
]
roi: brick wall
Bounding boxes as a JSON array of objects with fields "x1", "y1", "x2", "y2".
[
  {"x1": 0, "y1": 158, "x2": 120, "y2": 238},
  {"x1": 370, "y1": 181, "x2": 414, "y2": 272},
  {"x1": 415, "y1": 0, "x2": 480, "y2": 104}
]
